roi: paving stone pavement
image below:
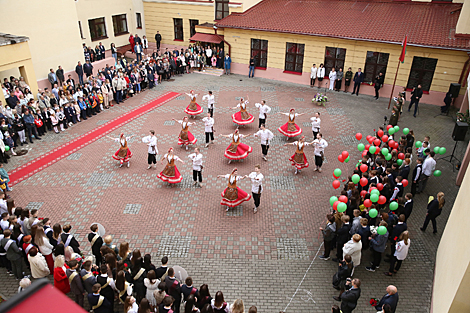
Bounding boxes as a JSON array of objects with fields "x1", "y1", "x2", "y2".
[{"x1": 0, "y1": 73, "x2": 465, "y2": 312}]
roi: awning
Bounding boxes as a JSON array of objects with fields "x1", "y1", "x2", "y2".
[{"x1": 189, "y1": 33, "x2": 224, "y2": 44}]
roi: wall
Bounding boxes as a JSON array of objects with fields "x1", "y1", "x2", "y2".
[
  {"x1": 432, "y1": 168, "x2": 470, "y2": 313},
  {"x1": 0, "y1": 0, "x2": 84, "y2": 82},
  {"x1": 223, "y1": 28, "x2": 469, "y2": 105},
  {"x1": 456, "y1": 0, "x2": 470, "y2": 35}
]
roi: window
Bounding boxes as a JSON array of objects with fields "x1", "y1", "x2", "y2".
[
  {"x1": 215, "y1": 0, "x2": 229, "y2": 20},
  {"x1": 136, "y1": 13, "x2": 142, "y2": 29},
  {"x1": 88, "y1": 17, "x2": 107, "y2": 41},
  {"x1": 173, "y1": 18, "x2": 183, "y2": 41},
  {"x1": 284, "y1": 43, "x2": 305, "y2": 74},
  {"x1": 406, "y1": 56, "x2": 438, "y2": 92},
  {"x1": 112, "y1": 14, "x2": 128, "y2": 36},
  {"x1": 324, "y1": 47, "x2": 346, "y2": 76},
  {"x1": 364, "y1": 51, "x2": 389, "y2": 83},
  {"x1": 251, "y1": 39, "x2": 268, "y2": 69},
  {"x1": 78, "y1": 21, "x2": 84, "y2": 39},
  {"x1": 190, "y1": 19, "x2": 199, "y2": 38}
]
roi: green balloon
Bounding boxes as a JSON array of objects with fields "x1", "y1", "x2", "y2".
[
  {"x1": 403, "y1": 128, "x2": 410, "y2": 135},
  {"x1": 4, "y1": 146, "x2": 10, "y2": 152},
  {"x1": 415, "y1": 141, "x2": 422, "y2": 148},
  {"x1": 433, "y1": 170, "x2": 442, "y2": 177},
  {"x1": 433, "y1": 146, "x2": 440, "y2": 154},
  {"x1": 377, "y1": 225, "x2": 387, "y2": 235},
  {"x1": 330, "y1": 196, "x2": 338, "y2": 206},
  {"x1": 388, "y1": 128, "x2": 395, "y2": 135},
  {"x1": 390, "y1": 201, "x2": 398, "y2": 211},
  {"x1": 345, "y1": 156, "x2": 350, "y2": 163},
  {"x1": 358, "y1": 143, "x2": 365, "y2": 152},
  {"x1": 352, "y1": 174, "x2": 360, "y2": 184},
  {"x1": 369, "y1": 208, "x2": 378, "y2": 218},
  {"x1": 371, "y1": 189, "x2": 380, "y2": 196},
  {"x1": 394, "y1": 126, "x2": 400, "y2": 132},
  {"x1": 370, "y1": 194, "x2": 379, "y2": 203},
  {"x1": 439, "y1": 147, "x2": 446, "y2": 155},
  {"x1": 381, "y1": 148, "x2": 389, "y2": 156},
  {"x1": 337, "y1": 202, "x2": 347, "y2": 213},
  {"x1": 397, "y1": 159, "x2": 403, "y2": 166},
  {"x1": 334, "y1": 168, "x2": 342, "y2": 178},
  {"x1": 369, "y1": 146, "x2": 376, "y2": 154},
  {"x1": 385, "y1": 154, "x2": 392, "y2": 161}
]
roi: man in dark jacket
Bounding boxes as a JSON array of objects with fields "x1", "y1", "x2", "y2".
[
  {"x1": 60, "y1": 224, "x2": 81, "y2": 254},
  {"x1": 386, "y1": 214, "x2": 407, "y2": 260},
  {"x1": 374, "y1": 72, "x2": 384, "y2": 100},
  {"x1": 83, "y1": 60, "x2": 94, "y2": 78},
  {"x1": 88, "y1": 224, "x2": 104, "y2": 266},
  {"x1": 398, "y1": 159, "x2": 411, "y2": 180},
  {"x1": 165, "y1": 267, "x2": 182, "y2": 313},
  {"x1": 352, "y1": 68, "x2": 364, "y2": 96},
  {"x1": 375, "y1": 285, "x2": 399, "y2": 313},
  {"x1": 23, "y1": 110, "x2": 42, "y2": 143},
  {"x1": 333, "y1": 215, "x2": 351, "y2": 262},
  {"x1": 88, "y1": 283, "x2": 112, "y2": 313},
  {"x1": 340, "y1": 278, "x2": 361, "y2": 313},
  {"x1": 408, "y1": 84, "x2": 423, "y2": 117},
  {"x1": 56, "y1": 66, "x2": 65, "y2": 86},
  {"x1": 155, "y1": 31, "x2": 162, "y2": 50},
  {"x1": 0, "y1": 229, "x2": 24, "y2": 279},
  {"x1": 75, "y1": 61, "x2": 84, "y2": 85}
]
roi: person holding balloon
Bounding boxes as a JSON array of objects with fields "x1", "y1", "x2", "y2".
[
  {"x1": 365, "y1": 220, "x2": 389, "y2": 272},
  {"x1": 390, "y1": 176, "x2": 404, "y2": 202}
]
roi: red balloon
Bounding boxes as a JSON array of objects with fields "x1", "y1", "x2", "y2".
[
  {"x1": 339, "y1": 195, "x2": 348, "y2": 203},
  {"x1": 333, "y1": 200, "x2": 340, "y2": 210},
  {"x1": 382, "y1": 135, "x2": 388, "y2": 143},
  {"x1": 377, "y1": 130, "x2": 384, "y2": 138},
  {"x1": 374, "y1": 139, "x2": 381, "y2": 146},
  {"x1": 360, "y1": 177, "x2": 368, "y2": 186},
  {"x1": 362, "y1": 150, "x2": 368, "y2": 157},
  {"x1": 360, "y1": 190, "x2": 367, "y2": 198},
  {"x1": 375, "y1": 148, "x2": 380, "y2": 154},
  {"x1": 378, "y1": 195, "x2": 387, "y2": 205},
  {"x1": 342, "y1": 151, "x2": 349, "y2": 159},
  {"x1": 368, "y1": 137, "x2": 375, "y2": 144},
  {"x1": 364, "y1": 199, "x2": 372, "y2": 208},
  {"x1": 369, "y1": 187, "x2": 377, "y2": 191},
  {"x1": 365, "y1": 144, "x2": 371, "y2": 151},
  {"x1": 387, "y1": 125, "x2": 393, "y2": 130},
  {"x1": 338, "y1": 155, "x2": 344, "y2": 163},
  {"x1": 333, "y1": 180, "x2": 341, "y2": 189},
  {"x1": 356, "y1": 133, "x2": 362, "y2": 140},
  {"x1": 377, "y1": 183, "x2": 384, "y2": 191},
  {"x1": 398, "y1": 153, "x2": 405, "y2": 160},
  {"x1": 402, "y1": 179, "x2": 409, "y2": 187},
  {"x1": 360, "y1": 164, "x2": 368, "y2": 173},
  {"x1": 366, "y1": 135, "x2": 372, "y2": 141},
  {"x1": 388, "y1": 140, "x2": 395, "y2": 147},
  {"x1": 394, "y1": 142, "x2": 399, "y2": 149}
]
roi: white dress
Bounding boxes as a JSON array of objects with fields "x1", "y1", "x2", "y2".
[
  {"x1": 144, "y1": 278, "x2": 160, "y2": 306},
  {"x1": 329, "y1": 71, "x2": 337, "y2": 90}
]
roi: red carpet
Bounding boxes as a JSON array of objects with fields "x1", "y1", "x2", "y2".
[{"x1": 9, "y1": 92, "x2": 180, "y2": 186}]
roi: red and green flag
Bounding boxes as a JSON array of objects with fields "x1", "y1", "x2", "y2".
[{"x1": 399, "y1": 35, "x2": 407, "y2": 63}]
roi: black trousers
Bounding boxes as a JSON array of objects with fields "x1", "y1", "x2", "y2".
[
  {"x1": 411, "y1": 181, "x2": 417, "y2": 196},
  {"x1": 422, "y1": 214, "x2": 437, "y2": 232},
  {"x1": 261, "y1": 144, "x2": 269, "y2": 156},
  {"x1": 310, "y1": 78, "x2": 315, "y2": 86},
  {"x1": 312, "y1": 131, "x2": 319, "y2": 139},
  {"x1": 157, "y1": 41, "x2": 161, "y2": 49},
  {"x1": 193, "y1": 170, "x2": 202, "y2": 182},
  {"x1": 259, "y1": 118, "x2": 266, "y2": 128},
  {"x1": 205, "y1": 132, "x2": 214, "y2": 143},
  {"x1": 352, "y1": 82, "x2": 361, "y2": 95},
  {"x1": 315, "y1": 155, "x2": 323, "y2": 167},
  {"x1": 390, "y1": 240, "x2": 396, "y2": 256},
  {"x1": 323, "y1": 239, "x2": 332, "y2": 257},
  {"x1": 375, "y1": 86, "x2": 380, "y2": 99},
  {"x1": 208, "y1": 108, "x2": 214, "y2": 117},
  {"x1": 252, "y1": 192, "x2": 261, "y2": 208},
  {"x1": 388, "y1": 255, "x2": 403, "y2": 273},
  {"x1": 25, "y1": 123, "x2": 40, "y2": 141},
  {"x1": 148, "y1": 153, "x2": 156, "y2": 164},
  {"x1": 371, "y1": 249, "x2": 382, "y2": 269}
]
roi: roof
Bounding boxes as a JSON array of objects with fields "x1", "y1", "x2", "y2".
[
  {"x1": 189, "y1": 33, "x2": 224, "y2": 43},
  {"x1": 0, "y1": 33, "x2": 29, "y2": 47},
  {"x1": 216, "y1": 0, "x2": 470, "y2": 51}
]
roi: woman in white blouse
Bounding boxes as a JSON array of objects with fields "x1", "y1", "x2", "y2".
[
  {"x1": 310, "y1": 63, "x2": 317, "y2": 87},
  {"x1": 316, "y1": 63, "x2": 325, "y2": 88},
  {"x1": 329, "y1": 67, "x2": 337, "y2": 90}
]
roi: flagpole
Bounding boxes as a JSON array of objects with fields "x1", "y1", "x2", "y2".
[
  {"x1": 388, "y1": 60, "x2": 401, "y2": 110},
  {"x1": 388, "y1": 35, "x2": 407, "y2": 110}
]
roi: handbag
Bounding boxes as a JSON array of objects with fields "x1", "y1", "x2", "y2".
[{"x1": 320, "y1": 151, "x2": 324, "y2": 161}]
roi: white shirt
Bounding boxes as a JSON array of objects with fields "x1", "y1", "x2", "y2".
[
  {"x1": 394, "y1": 239, "x2": 410, "y2": 260},
  {"x1": 254, "y1": 129, "x2": 274, "y2": 145},
  {"x1": 142, "y1": 135, "x2": 158, "y2": 154},
  {"x1": 237, "y1": 101, "x2": 248, "y2": 110},
  {"x1": 164, "y1": 153, "x2": 181, "y2": 163},
  {"x1": 202, "y1": 94, "x2": 215, "y2": 108},
  {"x1": 293, "y1": 141, "x2": 310, "y2": 149},
  {"x1": 0, "y1": 220, "x2": 9, "y2": 231},
  {"x1": 224, "y1": 174, "x2": 241, "y2": 185},
  {"x1": 310, "y1": 117, "x2": 321, "y2": 132},
  {"x1": 188, "y1": 153, "x2": 203, "y2": 171},
  {"x1": 228, "y1": 133, "x2": 245, "y2": 141},
  {"x1": 254, "y1": 103, "x2": 271, "y2": 119},
  {"x1": 248, "y1": 172, "x2": 264, "y2": 193},
  {"x1": 202, "y1": 117, "x2": 214, "y2": 132},
  {"x1": 329, "y1": 71, "x2": 337, "y2": 81},
  {"x1": 310, "y1": 67, "x2": 317, "y2": 79},
  {"x1": 289, "y1": 112, "x2": 299, "y2": 121},
  {"x1": 317, "y1": 67, "x2": 325, "y2": 78},
  {"x1": 422, "y1": 157, "x2": 436, "y2": 176},
  {"x1": 313, "y1": 138, "x2": 328, "y2": 156}
]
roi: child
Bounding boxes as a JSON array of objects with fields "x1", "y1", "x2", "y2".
[
  {"x1": 34, "y1": 115, "x2": 45, "y2": 136},
  {"x1": 3, "y1": 132, "x2": 16, "y2": 156},
  {"x1": 73, "y1": 100, "x2": 81, "y2": 122},
  {"x1": 18, "y1": 277, "x2": 31, "y2": 293},
  {"x1": 56, "y1": 108, "x2": 66, "y2": 131},
  {"x1": 211, "y1": 55, "x2": 217, "y2": 68},
  {"x1": 418, "y1": 141, "x2": 428, "y2": 159},
  {"x1": 103, "y1": 235, "x2": 119, "y2": 257},
  {"x1": 1, "y1": 213, "x2": 9, "y2": 230},
  {"x1": 50, "y1": 112, "x2": 59, "y2": 134},
  {"x1": 0, "y1": 163, "x2": 12, "y2": 193}
]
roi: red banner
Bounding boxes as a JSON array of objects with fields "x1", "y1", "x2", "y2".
[{"x1": 399, "y1": 35, "x2": 407, "y2": 63}]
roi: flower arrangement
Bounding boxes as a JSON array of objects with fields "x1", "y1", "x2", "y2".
[
  {"x1": 312, "y1": 93, "x2": 328, "y2": 106},
  {"x1": 370, "y1": 298, "x2": 379, "y2": 306}
]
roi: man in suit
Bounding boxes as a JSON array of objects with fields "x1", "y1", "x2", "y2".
[
  {"x1": 339, "y1": 278, "x2": 361, "y2": 313},
  {"x1": 155, "y1": 256, "x2": 169, "y2": 280},
  {"x1": 386, "y1": 214, "x2": 407, "y2": 260},
  {"x1": 88, "y1": 283, "x2": 112, "y2": 313},
  {"x1": 80, "y1": 260, "x2": 97, "y2": 294},
  {"x1": 399, "y1": 158, "x2": 411, "y2": 180},
  {"x1": 403, "y1": 193, "x2": 413, "y2": 222},
  {"x1": 66, "y1": 75, "x2": 75, "y2": 89},
  {"x1": 155, "y1": 31, "x2": 162, "y2": 50},
  {"x1": 88, "y1": 224, "x2": 104, "y2": 267},
  {"x1": 83, "y1": 60, "x2": 94, "y2": 78},
  {"x1": 60, "y1": 224, "x2": 81, "y2": 254},
  {"x1": 375, "y1": 285, "x2": 399, "y2": 313},
  {"x1": 411, "y1": 158, "x2": 423, "y2": 196},
  {"x1": 47, "y1": 69, "x2": 57, "y2": 89},
  {"x1": 66, "y1": 260, "x2": 85, "y2": 307},
  {"x1": 352, "y1": 68, "x2": 364, "y2": 96},
  {"x1": 332, "y1": 215, "x2": 351, "y2": 262},
  {"x1": 56, "y1": 66, "x2": 65, "y2": 86},
  {"x1": 0, "y1": 229, "x2": 24, "y2": 279},
  {"x1": 165, "y1": 267, "x2": 182, "y2": 313},
  {"x1": 408, "y1": 84, "x2": 423, "y2": 118}
]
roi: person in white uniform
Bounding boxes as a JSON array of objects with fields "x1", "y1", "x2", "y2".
[
  {"x1": 142, "y1": 130, "x2": 158, "y2": 169},
  {"x1": 313, "y1": 133, "x2": 328, "y2": 172},
  {"x1": 310, "y1": 63, "x2": 317, "y2": 87},
  {"x1": 188, "y1": 147, "x2": 203, "y2": 187},
  {"x1": 254, "y1": 100, "x2": 272, "y2": 128},
  {"x1": 254, "y1": 124, "x2": 274, "y2": 161},
  {"x1": 202, "y1": 113, "x2": 215, "y2": 147},
  {"x1": 329, "y1": 68, "x2": 337, "y2": 90},
  {"x1": 310, "y1": 112, "x2": 321, "y2": 139},
  {"x1": 247, "y1": 165, "x2": 264, "y2": 214},
  {"x1": 202, "y1": 91, "x2": 215, "y2": 117}
]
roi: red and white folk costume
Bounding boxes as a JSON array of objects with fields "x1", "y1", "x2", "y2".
[
  {"x1": 107, "y1": 134, "x2": 134, "y2": 167},
  {"x1": 231, "y1": 98, "x2": 254, "y2": 125},
  {"x1": 218, "y1": 169, "x2": 251, "y2": 211},
  {"x1": 184, "y1": 90, "x2": 203, "y2": 117},
  {"x1": 285, "y1": 136, "x2": 313, "y2": 174},
  {"x1": 278, "y1": 109, "x2": 303, "y2": 138},
  {"x1": 157, "y1": 148, "x2": 185, "y2": 184},
  {"x1": 220, "y1": 129, "x2": 253, "y2": 164},
  {"x1": 173, "y1": 117, "x2": 197, "y2": 150}
]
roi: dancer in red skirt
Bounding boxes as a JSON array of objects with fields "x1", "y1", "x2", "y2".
[
  {"x1": 230, "y1": 97, "x2": 254, "y2": 126},
  {"x1": 172, "y1": 117, "x2": 197, "y2": 150},
  {"x1": 217, "y1": 168, "x2": 251, "y2": 211},
  {"x1": 278, "y1": 108, "x2": 304, "y2": 139},
  {"x1": 184, "y1": 90, "x2": 203, "y2": 118},
  {"x1": 157, "y1": 147, "x2": 185, "y2": 184},
  {"x1": 107, "y1": 133, "x2": 134, "y2": 167},
  {"x1": 220, "y1": 129, "x2": 253, "y2": 164},
  {"x1": 285, "y1": 135, "x2": 314, "y2": 175}
]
